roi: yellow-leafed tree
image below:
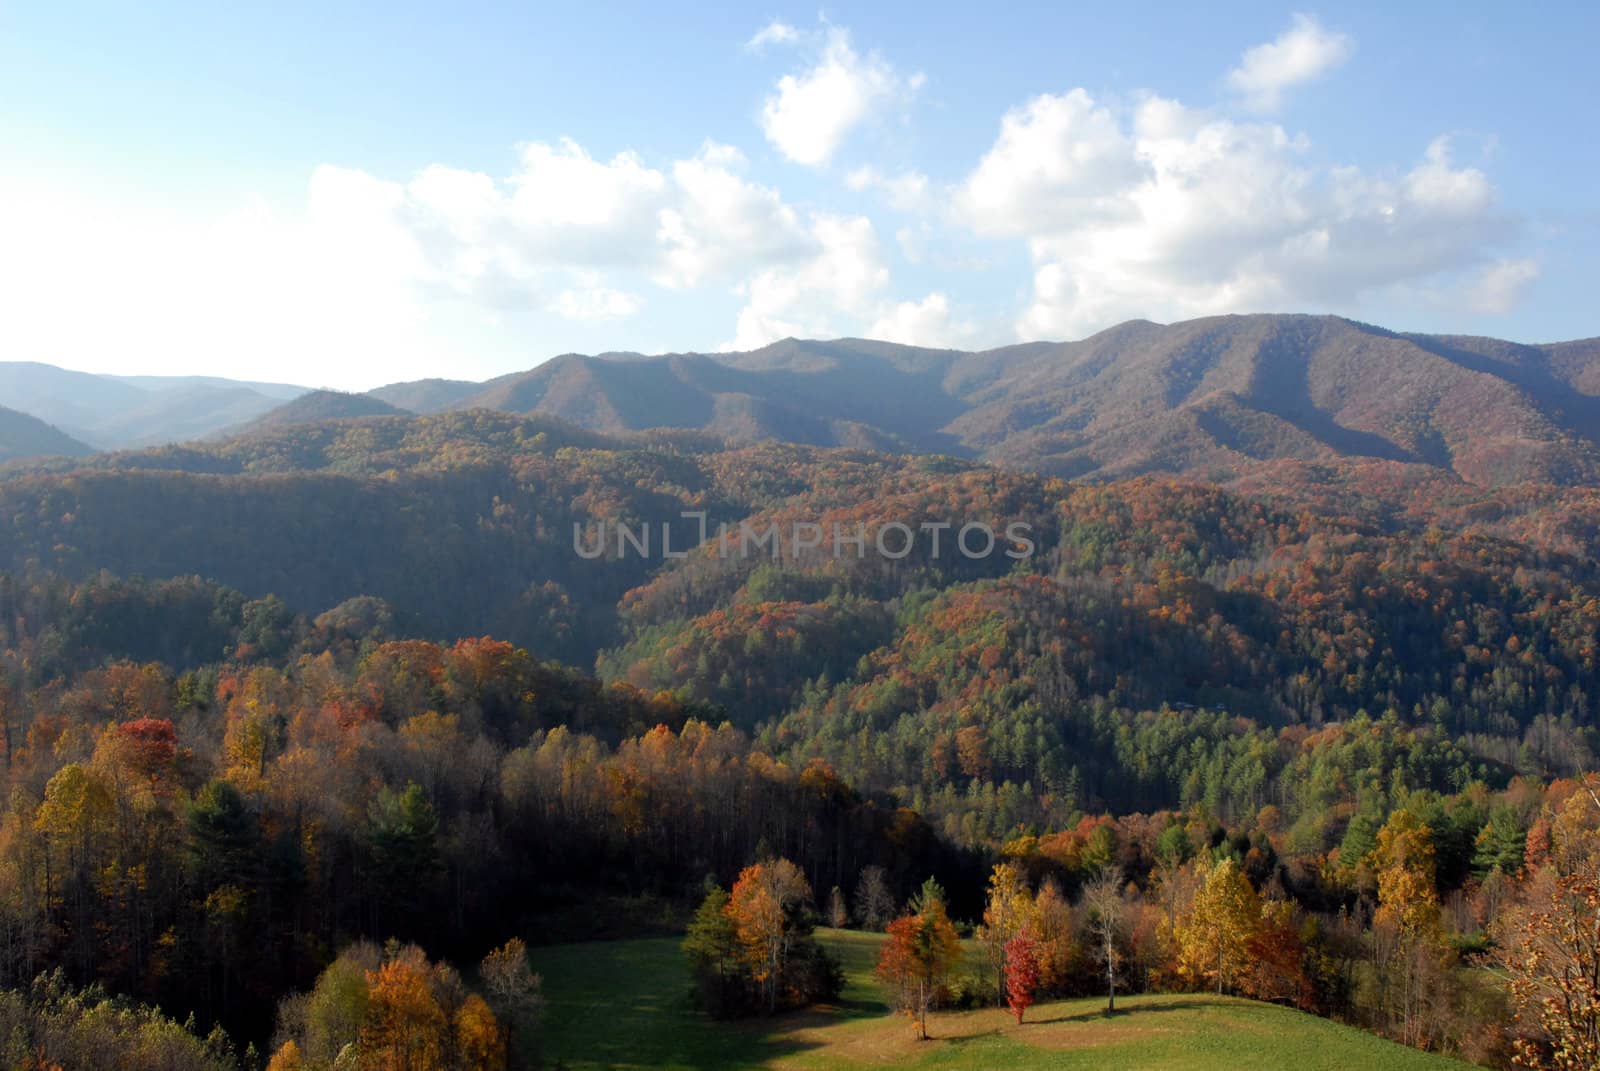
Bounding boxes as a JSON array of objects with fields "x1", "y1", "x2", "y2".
[{"x1": 1171, "y1": 856, "x2": 1261, "y2": 994}]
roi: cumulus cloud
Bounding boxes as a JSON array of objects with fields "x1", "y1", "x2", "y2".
[
  {"x1": 757, "y1": 25, "x2": 919, "y2": 166},
  {"x1": 1466, "y1": 258, "x2": 1540, "y2": 315},
  {"x1": 957, "y1": 89, "x2": 1143, "y2": 236},
  {"x1": 869, "y1": 293, "x2": 977, "y2": 348},
  {"x1": 295, "y1": 138, "x2": 831, "y2": 317},
  {"x1": 343, "y1": 137, "x2": 910, "y2": 349},
  {"x1": 725, "y1": 226, "x2": 987, "y2": 351},
  {"x1": 727, "y1": 214, "x2": 890, "y2": 349},
  {"x1": 655, "y1": 143, "x2": 812, "y2": 287},
  {"x1": 1227, "y1": 14, "x2": 1353, "y2": 111},
  {"x1": 956, "y1": 90, "x2": 1523, "y2": 338}
]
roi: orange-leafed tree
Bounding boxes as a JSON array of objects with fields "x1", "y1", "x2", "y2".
[
  {"x1": 360, "y1": 955, "x2": 449, "y2": 1071},
  {"x1": 264, "y1": 1040, "x2": 302, "y2": 1071},
  {"x1": 727, "y1": 858, "x2": 811, "y2": 1013},
  {"x1": 1032, "y1": 877, "x2": 1075, "y2": 993},
  {"x1": 455, "y1": 993, "x2": 507, "y2": 1071},
  {"x1": 115, "y1": 717, "x2": 178, "y2": 785},
  {"x1": 700, "y1": 858, "x2": 840, "y2": 1017},
  {"x1": 877, "y1": 881, "x2": 962, "y2": 1040},
  {"x1": 1004, "y1": 928, "x2": 1042, "y2": 1024},
  {"x1": 1246, "y1": 898, "x2": 1314, "y2": 1009}
]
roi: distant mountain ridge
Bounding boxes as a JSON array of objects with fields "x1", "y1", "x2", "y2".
[
  {"x1": 339, "y1": 315, "x2": 1600, "y2": 486},
  {"x1": 0, "y1": 361, "x2": 310, "y2": 448}
]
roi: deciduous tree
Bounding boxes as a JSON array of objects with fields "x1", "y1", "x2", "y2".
[
  {"x1": 727, "y1": 859, "x2": 810, "y2": 1013},
  {"x1": 360, "y1": 954, "x2": 448, "y2": 1071},
  {"x1": 1496, "y1": 783, "x2": 1600, "y2": 1070},
  {"x1": 1369, "y1": 808, "x2": 1449, "y2": 1049},
  {"x1": 877, "y1": 886, "x2": 962, "y2": 1040},
  {"x1": 1004, "y1": 928, "x2": 1041, "y2": 1024},
  {"x1": 978, "y1": 862, "x2": 1034, "y2": 1007},
  {"x1": 479, "y1": 938, "x2": 541, "y2": 1069},
  {"x1": 853, "y1": 865, "x2": 895, "y2": 932},
  {"x1": 1171, "y1": 856, "x2": 1261, "y2": 995},
  {"x1": 1081, "y1": 865, "x2": 1125, "y2": 1013}
]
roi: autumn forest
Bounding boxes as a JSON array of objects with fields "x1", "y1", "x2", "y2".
[{"x1": 0, "y1": 386, "x2": 1597, "y2": 1069}]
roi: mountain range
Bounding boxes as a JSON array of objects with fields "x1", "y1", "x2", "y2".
[
  {"x1": 6, "y1": 313, "x2": 1600, "y2": 485},
  {"x1": 363, "y1": 314, "x2": 1600, "y2": 485},
  {"x1": 0, "y1": 361, "x2": 308, "y2": 449}
]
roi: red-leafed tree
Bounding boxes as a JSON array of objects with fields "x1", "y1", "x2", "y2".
[
  {"x1": 1004, "y1": 928, "x2": 1041, "y2": 1024},
  {"x1": 117, "y1": 717, "x2": 178, "y2": 782}
]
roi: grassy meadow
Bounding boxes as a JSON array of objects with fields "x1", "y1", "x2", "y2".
[{"x1": 531, "y1": 928, "x2": 1469, "y2": 1070}]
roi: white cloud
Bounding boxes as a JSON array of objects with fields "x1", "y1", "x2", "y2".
[
  {"x1": 957, "y1": 90, "x2": 1143, "y2": 236},
  {"x1": 728, "y1": 214, "x2": 890, "y2": 349},
  {"x1": 553, "y1": 285, "x2": 642, "y2": 321},
  {"x1": 725, "y1": 226, "x2": 986, "y2": 351},
  {"x1": 655, "y1": 143, "x2": 812, "y2": 287},
  {"x1": 846, "y1": 166, "x2": 932, "y2": 212},
  {"x1": 956, "y1": 89, "x2": 1523, "y2": 338},
  {"x1": 746, "y1": 20, "x2": 800, "y2": 50},
  {"x1": 757, "y1": 26, "x2": 917, "y2": 166},
  {"x1": 1466, "y1": 258, "x2": 1539, "y2": 314},
  {"x1": 289, "y1": 133, "x2": 925, "y2": 356},
  {"x1": 311, "y1": 138, "x2": 820, "y2": 312},
  {"x1": 2, "y1": 15, "x2": 1541, "y2": 388},
  {"x1": 506, "y1": 140, "x2": 666, "y2": 233},
  {"x1": 0, "y1": 135, "x2": 908, "y2": 386},
  {"x1": 869, "y1": 293, "x2": 975, "y2": 348},
  {"x1": 1227, "y1": 14, "x2": 1354, "y2": 111},
  {"x1": 1404, "y1": 136, "x2": 1494, "y2": 215}
]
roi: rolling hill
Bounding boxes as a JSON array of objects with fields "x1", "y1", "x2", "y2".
[
  {"x1": 0, "y1": 404, "x2": 93, "y2": 462},
  {"x1": 366, "y1": 376, "x2": 482, "y2": 413},
  {"x1": 227, "y1": 389, "x2": 407, "y2": 435},
  {"x1": 447, "y1": 341, "x2": 978, "y2": 453}
]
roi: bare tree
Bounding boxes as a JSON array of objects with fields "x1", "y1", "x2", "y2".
[
  {"x1": 1081, "y1": 864, "x2": 1126, "y2": 1014},
  {"x1": 854, "y1": 865, "x2": 896, "y2": 931}
]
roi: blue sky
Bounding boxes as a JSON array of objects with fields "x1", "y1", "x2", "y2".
[{"x1": 1, "y1": 2, "x2": 1595, "y2": 389}]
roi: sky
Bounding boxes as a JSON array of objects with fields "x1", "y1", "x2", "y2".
[{"x1": 1, "y1": 2, "x2": 1596, "y2": 390}]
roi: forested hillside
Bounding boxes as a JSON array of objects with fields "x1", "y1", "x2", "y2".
[
  {"x1": 0, "y1": 410, "x2": 1597, "y2": 1066},
  {"x1": 0, "y1": 405, "x2": 91, "y2": 462}
]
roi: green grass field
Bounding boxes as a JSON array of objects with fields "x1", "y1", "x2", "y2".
[{"x1": 531, "y1": 928, "x2": 1469, "y2": 1070}]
